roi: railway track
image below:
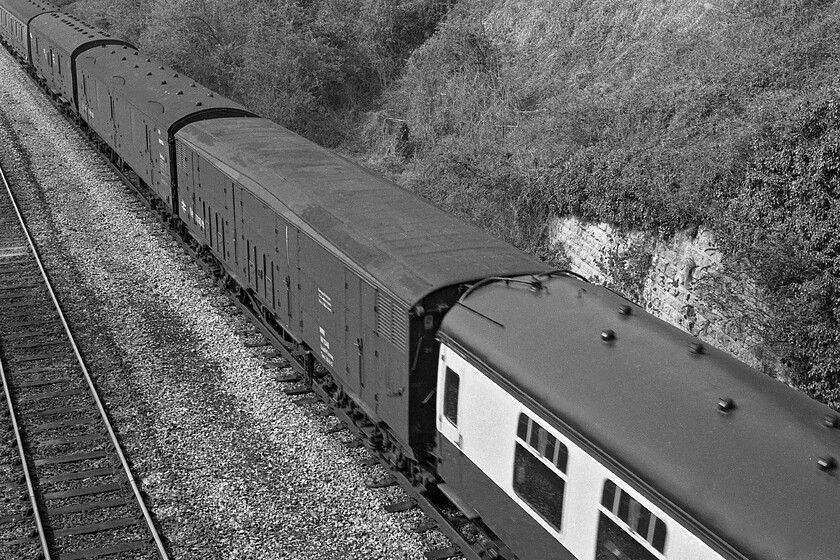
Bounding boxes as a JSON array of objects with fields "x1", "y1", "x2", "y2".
[{"x1": 0, "y1": 163, "x2": 168, "y2": 560}]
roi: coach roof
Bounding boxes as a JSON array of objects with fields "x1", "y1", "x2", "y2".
[
  {"x1": 2, "y1": 0, "x2": 57, "y2": 22},
  {"x1": 176, "y1": 117, "x2": 549, "y2": 306},
  {"x1": 29, "y1": 11, "x2": 129, "y2": 58},
  {"x1": 439, "y1": 272, "x2": 840, "y2": 560},
  {"x1": 76, "y1": 47, "x2": 255, "y2": 135}
]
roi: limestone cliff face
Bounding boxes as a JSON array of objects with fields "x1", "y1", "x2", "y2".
[{"x1": 549, "y1": 216, "x2": 784, "y2": 378}]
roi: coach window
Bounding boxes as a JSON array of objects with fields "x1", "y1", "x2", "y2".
[
  {"x1": 443, "y1": 367, "x2": 459, "y2": 426},
  {"x1": 513, "y1": 413, "x2": 568, "y2": 531},
  {"x1": 597, "y1": 479, "x2": 667, "y2": 559}
]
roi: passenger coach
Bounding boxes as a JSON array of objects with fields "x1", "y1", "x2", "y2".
[
  {"x1": 28, "y1": 11, "x2": 129, "y2": 108},
  {"x1": 0, "y1": 0, "x2": 57, "y2": 62},
  {"x1": 74, "y1": 47, "x2": 255, "y2": 207},
  {"x1": 437, "y1": 272, "x2": 840, "y2": 560}
]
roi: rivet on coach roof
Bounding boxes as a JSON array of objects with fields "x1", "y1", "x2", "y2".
[
  {"x1": 689, "y1": 342, "x2": 705, "y2": 355},
  {"x1": 817, "y1": 456, "x2": 837, "y2": 471},
  {"x1": 824, "y1": 415, "x2": 840, "y2": 428},
  {"x1": 717, "y1": 398, "x2": 735, "y2": 413},
  {"x1": 601, "y1": 329, "x2": 615, "y2": 343},
  {"x1": 618, "y1": 305, "x2": 632, "y2": 316}
]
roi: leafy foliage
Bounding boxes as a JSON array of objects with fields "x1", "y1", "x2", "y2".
[
  {"x1": 67, "y1": 0, "x2": 149, "y2": 45},
  {"x1": 597, "y1": 237, "x2": 654, "y2": 304},
  {"x1": 714, "y1": 92, "x2": 840, "y2": 407},
  {"x1": 66, "y1": 0, "x2": 450, "y2": 144}
]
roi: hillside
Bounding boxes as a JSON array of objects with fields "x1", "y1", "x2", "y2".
[{"x1": 61, "y1": 0, "x2": 840, "y2": 407}]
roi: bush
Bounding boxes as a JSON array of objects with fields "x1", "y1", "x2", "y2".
[
  {"x1": 714, "y1": 90, "x2": 840, "y2": 407},
  {"x1": 367, "y1": 0, "x2": 840, "y2": 233},
  {"x1": 65, "y1": 0, "x2": 451, "y2": 145},
  {"x1": 65, "y1": 0, "x2": 149, "y2": 44}
]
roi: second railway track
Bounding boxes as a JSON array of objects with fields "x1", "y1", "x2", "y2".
[{"x1": 0, "y1": 163, "x2": 168, "y2": 560}]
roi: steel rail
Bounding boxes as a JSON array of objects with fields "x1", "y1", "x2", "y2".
[
  {"x1": 0, "y1": 160, "x2": 53, "y2": 560},
  {"x1": 0, "y1": 352, "x2": 51, "y2": 560},
  {"x1": 0, "y1": 161, "x2": 170, "y2": 560}
]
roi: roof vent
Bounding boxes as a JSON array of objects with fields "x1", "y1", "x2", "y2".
[
  {"x1": 196, "y1": 101, "x2": 203, "y2": 106},
  {"x1": 161, "y1": 80, "x2": 167, "y2": 85},
  {"x1": 618, "y1": 305, "x2": 632, "y2": 316},
  {"x1": 717, "y1": 398, "x2": 735, "y2": 413},
  {"x1": 689, "y1": 342, "x2": 705, "y2": 355},
  {"x1": 159, "y1": 66, "x2": 164, "y2": 70},
  {"x1": 817, "y1": 456, "x2": 837, "y2": 472},
  {"x1": 146, "y1": 58, "x2": 151, "y2": 62},
  {"x1": 190, "y1": 82, "x2": 196, "y2": 87},
  {"x1": 824, "y1": 415, "x2": 840, "y2": 428},
  {"x1": 207, "y1": 92, "x2": 214, "y2": 97},
  {"x1": 600, "y1": 329, "x2": 615, "y2": 343},
  {"x1": 134, "y1": 64, "x2": 139, "y2": 68},
  {"x1": 176, "y1": 90, "x2": 184, "y2": 95},
  {"x1": 173, "y1": 73, "x2": 179, "y2": 78},
  {"x1": 122, "y1": 57, "x2": 126, "y2": 61},
  {"x1": 146, "y1": 71, "x2": 153, "y2": 76}
]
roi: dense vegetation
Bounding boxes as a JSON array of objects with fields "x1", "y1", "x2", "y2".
[
  {"x1": 61, "y1": 0, "x2": 449, "y2": 142},
  {"x1": 61, "y1": 0, "x2": 840, "y2": 407}
]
